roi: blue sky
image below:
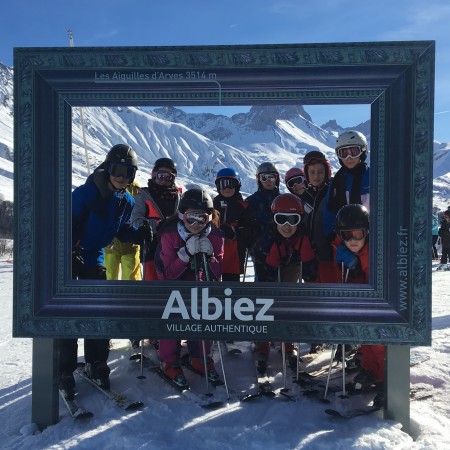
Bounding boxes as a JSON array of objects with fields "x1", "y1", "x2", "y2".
[{"x1": 1, "y1": 0, "x2": 449, "y2": 141}]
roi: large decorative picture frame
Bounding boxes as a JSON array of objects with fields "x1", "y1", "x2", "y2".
[{"x1": 13, "y1": 41, "x2": 434, "y2": 345}]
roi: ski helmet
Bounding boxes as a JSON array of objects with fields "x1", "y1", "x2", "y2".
[
  {"x1": 335, "y1": 204, "x2": 369, "y2": 237},
  {"x1": 284, "y1": 167, "x2": 306, "y2": 185},
  {"x1": 215, "y1": 167, "x2": 241, "y2": 191},
  {"x1": 271, "y1": 193, "x2": 304, "y2": 215},
  {"x1": 105, "y1": 144, "x2": 138, "y2": 181},
  {"x1": 335, "y1": 130, "x2": 368, "y2": 165},
  {"x1": 256, "y1": 162, "x2": 280, "y2": 188},
  {"x1": 256, "y1": 162, "x2": 279, "y2": 177},
  {"x1": 303, "y1": 151, "x2": 332, "y2": 183},
  {"x1": 152, "y1": 157, "x2": 177, "y2": 175},
  {"x1": 178, "y1": 188, "x2": 214, "y2": 213},
  {"x1": 105, "y1": 144, "x2": 138, "y2": 169}
]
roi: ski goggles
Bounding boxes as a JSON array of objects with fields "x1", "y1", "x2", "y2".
[
  {"x1": 286, "y1": 175, "x2": 306, "y2": 189},
  {"x1": 336, "y1": 145, "x2": 363, "y2": 160},
  {"x1": 156, "y1": 171, "x2": 175, "y2": 182},
  {"x1": 183, "y1": 210, "x2": 211, "y2": 226},
  {"x1": 273, "y1": 213, "x2": 301, "y2": 226},
  {"x1": 339, "y1": 229, "x2": 368, "y2": 241},
  {"x1": 108, "y1": 163, "x2": 136, "y2": 180},
  {"x1": 218, "y1": 178, "x2": 238, "y2": 190},
  {"x1": 259, "y1": 173, "x2": 278, "y2": 182}
]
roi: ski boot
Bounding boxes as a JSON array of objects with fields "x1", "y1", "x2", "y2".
[
  {"x1": 85, "y1": 361, "x2": 111, "y2": 389},
  {"x1": 190, "y1": 357, "x2": 221, "y2": 383},
  {"x1": 162, "y1": 362, "x2": 188, "y2": 389},
  {"x1": 436, "y1": 264, "x2": 444, "y2": 271}
]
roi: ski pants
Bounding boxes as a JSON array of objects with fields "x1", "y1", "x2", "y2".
[
  {"x1": 440, "y1": 246, "x2": 450, "y2": 265},
  {"x1": 159, "y1": 340, "x2": 212, "y2": 364},
  {"x1": 104, "y1": 238, "x2": 141, "y2": 280},
  {"x1": 59, "y1": 338, "x2": 110, "y2": 374}
]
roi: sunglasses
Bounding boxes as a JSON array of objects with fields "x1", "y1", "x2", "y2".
[
  {"x1": 274, "y1": 213, "x2": 301, "y2": 226},
  {"x1": 156, "y1": 171, "x2": 175, "y2": 182},
  {"x1": 336, "y1": 145, "x2": 363, "y2": 160},
  {"x1": 183, "y1": 210, "x2": 211, "y2": 225},
  {"x1": 259, "y1": 173, "x2": 278, "y2": 182},
  {"x1": 340, "y1": 229, "x2": 368, "y2": 241},
  {"x1": 218, "y1": 178, "x2": 237, "y2": 190},
  {"x1": 109, "y1": 163, "x2": 136, "y2": 179},
  {"x1": 286, "y1": 175, "x2": 306, "y2": 189}
]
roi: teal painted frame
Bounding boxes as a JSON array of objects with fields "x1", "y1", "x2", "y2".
[{"x1": 13, "y1": 41, "x2": 434, "y2": 344}]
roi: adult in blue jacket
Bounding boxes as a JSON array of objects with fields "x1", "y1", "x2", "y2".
[{"x1": 60, "y1": 144, "x2": 152, "y2": 399}]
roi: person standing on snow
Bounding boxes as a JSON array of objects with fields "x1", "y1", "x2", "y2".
[
  {"x1": 437, "y1": 211, "x2": 450, "y2": 270},
  {"x1": 323, "y1": 130, "x2": 370, "y2": 240},
  {"x1": 213, "y1": 167, "x2": 248, "y2": 282},
  {"x1": 155, "y1": 189, "x2": 224, "y2": 388},
  {"x1": 61, "y1": 144, "x2": 152, "y2": 399}
]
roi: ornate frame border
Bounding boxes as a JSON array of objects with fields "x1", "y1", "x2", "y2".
[{"x1": 13, "y1": 41, "x2": 434, "y2": 344}]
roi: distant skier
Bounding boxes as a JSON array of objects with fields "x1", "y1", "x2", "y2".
[{"x1": 437, "y1": 211, "x2": 450, "y2": 270}]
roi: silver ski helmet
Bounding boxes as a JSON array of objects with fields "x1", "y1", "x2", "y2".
[
  {"x1": 335, "y1": 130, "x2": 368, "y2": 166},
  {"x1": 256, "y1": 162, "x2": 280, "y2": 188}
]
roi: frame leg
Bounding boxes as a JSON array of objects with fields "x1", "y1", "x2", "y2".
[
  {"x1": 384, "y1": 345, "x2": 410, "y2": 435},
  {"x1": 32, "y1": 338, "x2": 59, "y2": 430}
]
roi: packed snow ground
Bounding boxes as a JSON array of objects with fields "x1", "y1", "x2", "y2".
[{"x1": 1, "y1": 259, "x2": 450, "y2": 449}]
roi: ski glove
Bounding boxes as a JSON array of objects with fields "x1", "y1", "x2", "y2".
[
  {"x1": 185, "y1": 235, "x2": 200, "y2": 256},
  {"x1": 135, "y1": 223, "x2": 153, "y2": 244},
  {"x1": 336, "y1": 243, "x2": 359, "y2": 270},
  {"x1": 221, "y1": 224, "x2": 236, "y2": 240},
  {"x1": 177, "y1": 246, "x2": 191, "y2": 263},
  {"x1": 198, "y1": 236, "x2": 213, "y2": 257}
]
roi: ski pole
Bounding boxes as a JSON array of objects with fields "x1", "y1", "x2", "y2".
[
  {"x1": 281, "y1": 342, "x2": 287, "y2": 390},
  {"x1": 216, "y1": 341, "x2": 230, "y2": 399},
  {"x1": 324, "y1": 344, "x2": 338, "y2": 399},
  {"x1": 137, "y1": 339, "x2": 146, "y2": 379},
  {"x1": 242, "y1": 249, "x2": 248, "y2": 282},
  {"x1": 202, "y1": 252, "x2": 210, "y2": 282},
  {"x1": 340, "y1": 344, "x2": 348, "y2": 398},
  {"x1": 201, "y1": 340, "x2": 211, "y2": 395}
]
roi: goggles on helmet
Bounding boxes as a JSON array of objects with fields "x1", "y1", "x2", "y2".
[
  {"x1": 286, "y1": 175, "x2": 306, "y2": 189},
  {"x1": 339, "y1": 229, "x2": 368, "y2": 242},
  {"x1": 183, "y1": 210, "x2": 211, "y2": 226},
  {"x1": 156, "y1": 171, "x2": 175, "y2": 182},
  {"x1": 274, "y1": 213, "x2": 301, "y2": 227},
  {"x1": 336, "y1": 145, "x2": 363, "y2": 160},
  {"x1": 108, "y1": 163, "x2": 136, "y2": 180},
  {"x1": 218, "y1": 178, "x2": 238, "y2": 190},
  {"x1": 259, "y1": 173, "x2": 278, "y2": 182}
]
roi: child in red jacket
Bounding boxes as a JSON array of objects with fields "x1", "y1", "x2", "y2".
[
  {"x1": 254, "y1": 193, "x2": 318, "y2": 373},
  {"x1": 335, "y1": 204, "x2": 385, "y2": 396}
]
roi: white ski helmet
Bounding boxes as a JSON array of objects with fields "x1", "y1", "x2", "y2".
[{"x1": 335, "y1": 130, "x2": 368, "y2": 164}]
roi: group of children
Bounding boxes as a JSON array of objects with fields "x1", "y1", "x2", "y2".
[{"x1": 64, "y1": 129, "x2": 383, "y2": 398}]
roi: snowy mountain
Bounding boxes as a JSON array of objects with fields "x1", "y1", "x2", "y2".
[{"x1": 1, "y1": 62, "x2": 449, "y2": 209}]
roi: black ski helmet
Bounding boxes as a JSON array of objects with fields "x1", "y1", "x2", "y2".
[
  {"x1": 335, "y1": 204, "x2": 369, "y2": 238},
  {"x1": 104, "y1": 144, "x2": 138, "y2": 182},
  {"x1": 303, "y1": 151, "x2": 332, "y2": 183},
  {"x1": 153, "y1": 157, "x2": 177, "y2": 175},
  {"x1": 178, "y1": 189, "x2": 214, "y2": 213}
]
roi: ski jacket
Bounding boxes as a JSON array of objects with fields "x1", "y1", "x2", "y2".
[
  {"x1": 156, "y1": 222, "x2": 224, "y2": 281},
  {"x1": 439, "y1": 219, "x2": 450, "y2": 248},
  {"x1": 244, "y1": 187, "x2": 280, "y2": 260},
  {"x1": 335, "y1": 240, "x2": 369, "y2": 284},
  {"x1": 323, "y1": 165, "x2": 370, "y2": 236},
  {"x1": 130, "y1": 180, "x2": 181, "y2": 264},
  {"x1": 432, "y1": 215, "x2": 439, "y2": 236},
  {"x1": 72, "y1": 170, "x2": 136, "y2": 268},
  {"x1": 213, "y1": 193, "x2": 248, "y2": 275},
  {"x1": 264, "y1": 231, "x2": 317, "y2": 282}
]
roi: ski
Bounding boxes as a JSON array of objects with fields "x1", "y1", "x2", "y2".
[
  {"x1": 59, "y1": 389, "x2": 93, "y2": 420},
  {"x1": 75, "y1": 366, "x2": 144, "y2": 411},
  {"x1": 155, "y1": 367, "x2": 226, "y2": 409},
  {"x1": 325, "y1": 406, "x2": 381, "y2": 419}
]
